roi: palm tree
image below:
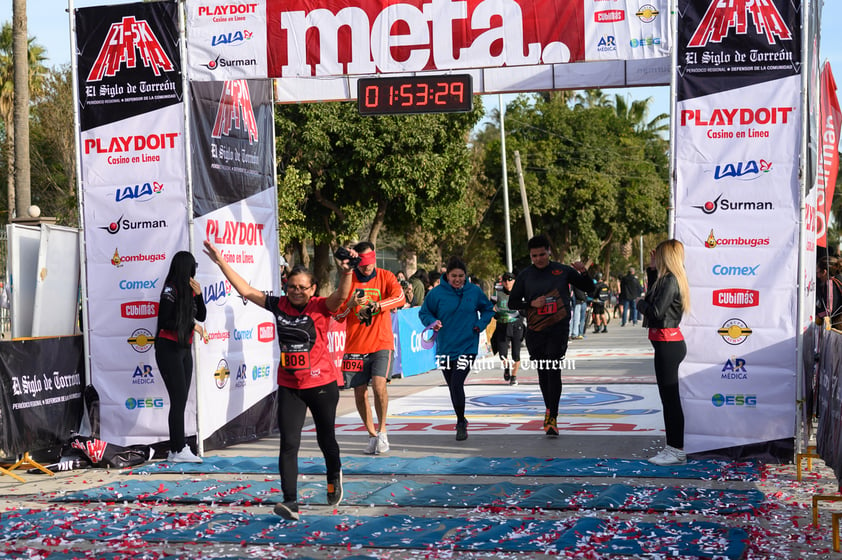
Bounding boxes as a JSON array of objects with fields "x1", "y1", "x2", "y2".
[
  {"x1": 613, "y1": 94, "x2": 669, "y2": 139},
  {"x1": 0, "y1": 18, "x2": 46, "y2": 221}
]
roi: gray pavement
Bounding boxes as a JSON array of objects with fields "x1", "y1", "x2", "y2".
[{"x1": 1, "y1": 319, "x2": 842, "y2": 558}]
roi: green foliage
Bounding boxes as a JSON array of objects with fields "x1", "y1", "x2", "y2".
[{"x1": 477, "y1": 90, "x2": 670, "y2": 274}]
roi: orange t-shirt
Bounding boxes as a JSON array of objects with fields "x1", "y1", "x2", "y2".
[{"x1": 335, "y1": 268, "x2": 405, "y2": 353}]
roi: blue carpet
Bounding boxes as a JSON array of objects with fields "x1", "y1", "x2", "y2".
[
  {"x1": 128, "y1": 455, "x2": 760, "y2": 480},
  {"x1": 55, "y1": 478, "x2": 765, "y2": 514},
  {"x1": 0, "y1": 509, "x2": 748, "y2": 558}
]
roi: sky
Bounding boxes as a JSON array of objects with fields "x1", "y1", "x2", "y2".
[{"x1": 1, "y1": 1, "x2": 840, "y2": 122}]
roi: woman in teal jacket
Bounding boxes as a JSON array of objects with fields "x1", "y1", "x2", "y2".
[{"x1": 419, "y1": 256, "x2": 495, "y2": 441}]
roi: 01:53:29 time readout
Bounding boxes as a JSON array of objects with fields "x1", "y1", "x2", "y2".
[{"x1": 357, "y1": 75, "x2": 473, "y2": 115}]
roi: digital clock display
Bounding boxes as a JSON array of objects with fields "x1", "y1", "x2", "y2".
[{"x1": 357, "y1": 75, "x2": 473, "y2": 116}]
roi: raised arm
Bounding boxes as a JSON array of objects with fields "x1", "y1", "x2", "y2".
[
  {"x1": 203, "y1": 240, "x2": 268, "y2": 307},
  {"x1": 325, "y1": 253, "x2": 356, "y2": 312}
]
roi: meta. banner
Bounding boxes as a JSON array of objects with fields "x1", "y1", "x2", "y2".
[
  {"x1": 76, "y1": 0, "x2": 191, "y2": 446},
  {"x1": 673, "y1": 0, "x2": 802, "y2": 453},
  {"x1": 185, "y1": 0, "x2": 671, "y2": 101}
]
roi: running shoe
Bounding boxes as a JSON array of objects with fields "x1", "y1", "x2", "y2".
[
  {"x1": 327, "y1": 470, "x2": 344, "y2": 506},
  {"x1": 545, "y1": 417, "x2": 559, "y2": 437},
  {"x1": 648, "y1": 445, "x2": 687, "y2": 466},
  {"x1": 273, "y1": 500, "x2": 300, "y2": 520},
  {"x1": 376, "y1": 431, "x2": 390, "y2": 454},
  {"x1": 364, "y1": 435, "x2": 378, "y2": 455},
  {"x1": 455, "y1": 420, "x2": 468, "y2": 441}
]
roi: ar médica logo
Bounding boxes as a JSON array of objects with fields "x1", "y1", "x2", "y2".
[
  {"x1": 688, "y1": 0, "x2": 792, "y2": 48},
  {"x1": 87, "y1": 16, "x2": 174, "y2": 82},
  {"x1": 212, "y1": 80, "x2": 259, "y2": 144}
]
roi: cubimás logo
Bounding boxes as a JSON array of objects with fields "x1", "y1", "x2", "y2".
[
  {"x1": 717, "y1": 318, "x2": 752, "y2": 345},
  {"x1": 257, "y1": 322, "x2": 275, "y2": 343},
  {"x1": 87, "y1": 16, "x2": 174, "y2": 81},
  {"x1": 688, "y1": 0, "x2": 792, "y2": 48},
  {"x1": 711, "y1": 394, "x2": 757, "y2": 407},
  {"x1": 713, "y1": 289, "x2": 760, "y2": 308},
  {"x1": 595, "y1": 10, "x2": 624, "y2": 23},
  {"x1": 693, "y1": 194, "x2": 773, "y2": 214},
  {"x1": 121, "y1": 301, "x2": 159, "y2": 319},
  {"x1": 127, "y1": 328, "x2": 155, "y2": 352},
  {"x1": 100, "y1": 215, "x2": 168, "y2": 234}
]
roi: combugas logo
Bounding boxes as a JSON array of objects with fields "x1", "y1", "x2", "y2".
[
  {"x1": 212, "y1": 80, "x2": 259, "y2": 144},
  {"x1": 704, "y1": 229, "x2": 770, "y2": 248},
  {"x1": 688, "y1": 0, "x2": 792, "y2": 47},
  {"x1": 87, "y1": 16, "x2": 174, "y2": 81}
]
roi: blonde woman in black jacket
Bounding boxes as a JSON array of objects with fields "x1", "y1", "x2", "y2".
[{"x1": 636, "y1": 240, "x2": 691, "y2": 466}]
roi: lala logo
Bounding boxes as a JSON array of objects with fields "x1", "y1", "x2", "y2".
[
  {"x1": 87, "y1": 16, "x2": 174, "y2": 81},
  {"x1": 212, "y1": 80, "x2": 259, "y2": 144},
  {"x1": 714, "y1": 159, "x2": 772, "y2": 180},
  {"x1": 688, "y1": 0, "x2": 792, "y2": 48}
]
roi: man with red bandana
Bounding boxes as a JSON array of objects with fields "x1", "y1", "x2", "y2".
[{"x1": 336, "y1": 241, "x2": 406, "y2": 454}]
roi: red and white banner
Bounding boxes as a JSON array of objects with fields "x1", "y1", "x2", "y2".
[
  {"x1": 185, "y1": 0, "x2": 670, "y2": 98},
  {"x1": 673, "y1": 0, "x2": 801, "y2": 453},
  {"x1": 76, "y1": 1, "x2": 190, "y2": 445},
  {"x1": 817, "y1": 63, "x2": 841, "y2": 247}
]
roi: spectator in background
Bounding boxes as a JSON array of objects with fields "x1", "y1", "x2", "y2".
[
  {"x1": 570, "y1": 285, "x2": 588, "y2": 340},
  {"x1": 591, "y1": 273, "x2": 610, "y2": 334},
  {"x1": 491, "y1": 271, "x2": 524, "y2": 385},
  {"x1": 817, "y1": 256, "x2": 842, "y2": 329},
  {"x1": 620, "y1": 267, "x2": 643, "y2": 326},
  {"x1": 409, "y1": 268, "x2": 428, "y2": 306},
  {"x1": 399, "y1": 280, "x2": 415, "y2": 308}
]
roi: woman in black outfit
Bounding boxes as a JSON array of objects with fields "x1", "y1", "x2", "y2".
[
  {"x1": 155, "y1": 251, "x2": 207, "y2": 463},
  {"x1": 636, "y1": 239, "x2": 691, "y2": 466}
]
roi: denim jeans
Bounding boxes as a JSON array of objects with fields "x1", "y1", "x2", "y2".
[
  {"x1": 622, "y1": 299, "x2": 638, "y2": 325},
  {"x1": 570, "y1": 300, "x2": 587, "y2": 336}
]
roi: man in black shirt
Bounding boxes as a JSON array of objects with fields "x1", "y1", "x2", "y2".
[
  {"x1": 508, "y1": 235, "x2": 592, "y2": 437},
  {"x1": 620, "y1": 267, "x2": 643, "y2": 326}
]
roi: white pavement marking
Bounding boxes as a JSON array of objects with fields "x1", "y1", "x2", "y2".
[{"x1": 334, "y1": 383, "x2": 664, "y2": 436}]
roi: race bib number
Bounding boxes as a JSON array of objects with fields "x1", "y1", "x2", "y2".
[
  {"x1": 342, "y1": 353, "x2": 364, "y2": 373},
  {"x1": 538, "y1": 297, "x2": 558, "y2": 315},
  {"x1": 281, "y1": 352, "x2": 310, "y2": 370}
]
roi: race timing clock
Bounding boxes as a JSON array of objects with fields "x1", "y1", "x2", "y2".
[{"x1": 357, "y1": 75, "x2": 473, "y2": 116}]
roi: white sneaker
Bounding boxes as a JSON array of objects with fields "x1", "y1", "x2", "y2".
[
  {"x1": 167, "y1": 445, "x2": 203, "y2": 463},
  {"x1": 648, "y1": 445, "x2": 686, "y2": 466},
  {"x1": 364, "y1": 435, "x2": 378, "y2": 455},
  {"x1": 376, "y1": 431, "x2": 390, "y2": 454}
]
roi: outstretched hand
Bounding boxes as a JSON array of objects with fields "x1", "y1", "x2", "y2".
[{"x1": 203, "y1": 240, "x2": 223, "y2": 266}]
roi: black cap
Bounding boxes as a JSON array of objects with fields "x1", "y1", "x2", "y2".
[{"x1": 502, "y1": 272, "x2": 516, "y2": 281}]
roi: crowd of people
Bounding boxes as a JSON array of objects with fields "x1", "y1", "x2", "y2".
[{"x1": 153, "y1": 235, "x2": 690, "y2": 520}]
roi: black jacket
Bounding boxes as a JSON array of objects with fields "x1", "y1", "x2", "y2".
[{"x1": 636, "y1": 268, "x2": 683, "y2": 329}]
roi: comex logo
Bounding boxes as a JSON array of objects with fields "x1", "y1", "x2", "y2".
[{"x1": 711, "y1": 394, "x2": 757, "y2": 407}]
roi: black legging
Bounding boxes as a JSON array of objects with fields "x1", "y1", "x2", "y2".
[
  {"x1": 651, "y1": 339, "x2": 687, "y2": 449},
  {"x1": 155, "y1": 338, "x2": 193, "y2": 453},
  {"x1": 442, "y1": 354, "x2": 476, "y2": 423},
  {"x1": 525, "y1": 323, "x2": 569, "y2": 418},
  {"x1": 277, "y1": 381, "x2": 341, "y2": 503}
]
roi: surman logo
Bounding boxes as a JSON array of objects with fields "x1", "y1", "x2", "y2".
[
  {"x1": 212, "y1": 80, "x2": 259, "y2": 144},
  {"x1": 688, "y1": 0, "x2": 792, "y2": 48},
  {"x1": 87, "y1": 16, "x2": 174, "y2": 81}
]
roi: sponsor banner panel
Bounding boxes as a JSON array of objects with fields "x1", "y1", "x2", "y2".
[
  {"x1": 79, "y1": 106, "x2": 188, "y2": 188},
  {"x1": 193, "y1": 192, "x2": 279, "y2": 438},
  {"x1": 681, "y1": 323, "x2": 797, "y2": 376},
  {"x1": 190, "y1": 79, "x2": 275, "y2": 217},
  {"x1": 265, "y1": 0, "x2": 585, "y2": 78},
  {"x1": 185, "y1": 0, "x2": 268, "y2": 81},
  {"x1": 75, "y1": 1, "x2": 183, "y2": 130},
  {"x1": 680, "y1": 242, "x2": 798, "y2": 290},
  {"x1": 817, "y1": 63, "x2": 841, "y2": 246},
  {"x1": 675, "y1": 0, "x2": 801, "y2": 100},
  {"x1": 396, "y1": 307, "x2": 437, "y2": 378},
  {"x1": 583, "y1": 0, "x2": 669, "y2": 61},
  {"x1": 674, "y1": 78, "x2": 802, "y2": 164}
]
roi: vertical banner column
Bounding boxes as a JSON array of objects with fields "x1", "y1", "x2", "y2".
[
  {"x1": 75, "y1": 1, "x2": 189, "y2": 445},
  {"x1": 673, "y1": 0, "x2": 802, "y2": 453}
]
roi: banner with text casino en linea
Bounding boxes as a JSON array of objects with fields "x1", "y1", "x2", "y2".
[
  {"x1": 189, "y1": 79, "x2": 279, "y2": 441},
  {"x1": 673, "y1": 0, "x2": 802, "y2": 453},
  {"x1": 75, "y1": 1, "x2": 191, "y2": 446}
]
